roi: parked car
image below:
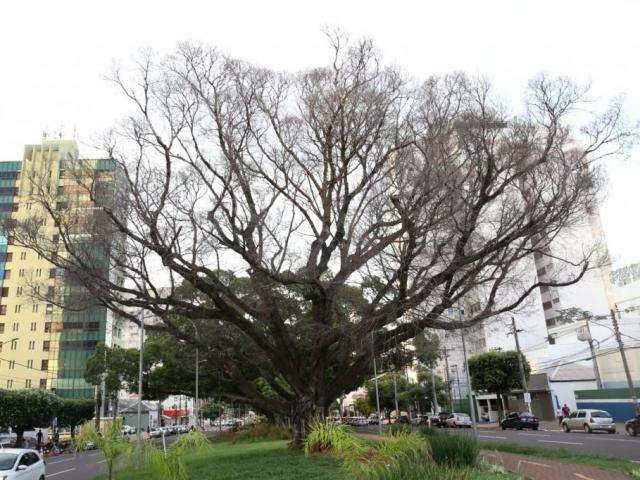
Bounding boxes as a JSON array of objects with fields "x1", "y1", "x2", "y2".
[
  {"x1": 430, "y1": 412, "x2": 450, "y2": 427},
  {"x1": 411, "y1": 415, "x2": 425, "y2": 426},
  {"x1": 0, "y1": 449, "x2": 46, "y2": 480},
  {"x1": 149, "y1": 428, "x2": 163, "y2": 438},
  {"x1": 501, "y1": 411, "x2": 539, "y2": 430},
  {"x1": 329, "y1": 416, "x2": 342, "y2": 425},
  {"x1": 368, "y1": 414, "x2": 380, "y2": 425},
  {"x1": 121, "y1": 425, "x2": 136, "y2": 435},
  {"x1": 445, "y1": 413, "x2": 472, "y2": 428},
  {"x1": 625, "y1": 416, "x2": 640, "y2": 436},
  {"x1": 562, "y1": 409, "x2": 616, "y2": 433}
]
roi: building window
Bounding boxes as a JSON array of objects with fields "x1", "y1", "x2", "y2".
[
  {"x1": 47, "y1": 286, "x2": 55, "y2": 298},
  {"x1": 10, "y1": 339, "x2": 17, "y2": 350},
  {"x1": 27, "y1": 360, "x2": 33, "y2": 368},
  {"x1": 25, "y1": 379, "x2": 32, "y2": 388},
  {"x1": 40, "y1": 360, "x2": 48, "y2": 371},
  {"x1": 18, "y1": 270, "x2": 24, "y2": 278},
  {"x1": 20, "y1": 252, "x2": 26, "y2": 260},
  {"x1": 8, "y1": 360, "x2": 15, "y2": 369},
  {"x1": 12, "y1": 322, "x2": 18, "y2": 332},
  {"x1": 14, "y1": 304, "x2": 21, "y2": 313},
  {"x1": 43, "y1": 341, "x2": 50, "y2": 352},
  {"x1": 0, "y1": 305, "x2": 6, "y2": 315},
  {"x1": 44, "y1": 322, "x2": 51, "y2": 333},
  {"x1": 30, "y1": 322, "x2": 36, "y2": 331},
  {"x1": 539, "y1": 285, "x2": 549, "y2": 293},
  {"x1": 45, "y1": 304, "x2": 53, "y2": 314},
  {"x1": 0, "y1": 323, "x2": 4, "y2": 333},
  {"x1": 39, "y1": 379, "x2": 47, "y2": 389},
  {"x1": 33, "y1": 286, "x2": 40, "y2": 295},
  {"x1": 36, "y1": 268, "x2": 42, "y2": 277},
  {"x1": 32, "y1": 304, "x2": 39, "y2": 313},
  {"x1": 4, "y1": 252, "x2": 11, "y2": 262},
  {"x1": 6, "y1": 379, "x2": 12, "y2": 388},
  {"x1": 49, "y1": 268, "x2": 57, "y2": 279},
  {"x1": 52, "y1": 234, "x2": 59, "y2": 244},
  {"x1": 542, "y1": 300, "x2": 553, "y2": 310},
  {"x1": 16, "y1": 286, "x2": 22, "y2": 296},
  {"x1": 1, "y1": 287, "x2": 7, "y2": 297},
  {"x1": 552, "y1": 297, "x2": 560, "y2": 304},
  {"x1": 28, "y1": 340, "x2": 35, "y2": 350},
  {"x1": 3, "y1": 270, "x2": 10, "y2": 280}
]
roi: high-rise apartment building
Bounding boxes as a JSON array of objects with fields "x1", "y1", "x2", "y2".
[{"x1": 0, "y1": 138, "x2": 122, "y2": 398}]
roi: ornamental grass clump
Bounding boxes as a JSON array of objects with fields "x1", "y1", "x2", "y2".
[
  {"x1": 426, "y1": 431, "x2": 478, "y2": 468},
  {"x1": 304, "y1": 419, "x2": 366, "y2": 457}
]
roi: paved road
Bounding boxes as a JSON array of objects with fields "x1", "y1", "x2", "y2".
[
  {"x1": 473, "y1": 427, "x2": 640, "y2": 463},
  {"x1": 45, "y1": 450, "x2": 105, "y2": 479},
  {"x1": 358, "y1": 424, "x2": 640, "y2": 462}
]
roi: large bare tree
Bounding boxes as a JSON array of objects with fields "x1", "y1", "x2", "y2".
[{"x1": 8, "y1": 35, "x2": 633, "y2": 446}]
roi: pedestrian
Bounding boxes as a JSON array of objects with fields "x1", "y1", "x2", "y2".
[
  {"x1": 36, "y1": 429, "x2": 43, "y2": 449},
  {"x1": 556, "y1": 407, "x2": 563, "y2": 425},
  {"x1": 562, "y1": 403, "x2": 570, "y2": 419}
]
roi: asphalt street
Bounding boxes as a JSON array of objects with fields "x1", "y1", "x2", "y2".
[
  {"x1": 472, "y1": 426, "x2": 640, "y2": 463},
  {"x1": 44, "y1": 450, "x2": 105, "y2": 479}
]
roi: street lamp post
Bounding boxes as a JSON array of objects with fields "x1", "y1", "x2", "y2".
[{"x1": 136, "y1": 312, "x2": 145, "y2": 455}]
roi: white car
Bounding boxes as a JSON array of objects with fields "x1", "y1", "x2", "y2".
[
  {"x1": 0, "y1": 449, "x2": 45, "y2": 480},
  {"x1": 445, "y1": 413, "x2": 473, "y2": 428}
]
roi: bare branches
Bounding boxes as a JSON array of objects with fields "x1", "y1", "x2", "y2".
[{"x1": 6, "y1": 37, "x2": 635, "y2": 419}]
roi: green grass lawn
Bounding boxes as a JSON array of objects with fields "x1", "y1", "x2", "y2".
[{"x1": 103, "y1": 440, "x2": 348, "y2": 480}]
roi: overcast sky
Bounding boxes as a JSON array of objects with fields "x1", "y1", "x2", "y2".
[{"x1": 1, "y1": 0, "x2": 639, "y2": 267}]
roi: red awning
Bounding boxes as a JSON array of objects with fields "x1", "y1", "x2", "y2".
[{"x1": 162, "y1": 409, "x2": 187, "y2": 417}]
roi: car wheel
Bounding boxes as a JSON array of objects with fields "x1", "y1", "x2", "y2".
[
  {"x1": 627, "y1": 425, "x2": 637, "y2": 436},
  {"x1": 532, "y1": 426, "x2": 538, "y2": 431},
  {"x1": 516, "y1": 426, "x2": 523, "y2": 430},
  {"x1": 562, "y1": 423, "x2": 570, "y2": 433},
  {"x1": 501, "y1": 424, "x2": 506, "y2": 430},
  {"x1": 608, "y1": 429, "x2": 616, "y2": 434},
  {"x1": 40, "y1": 476, "x2": 45, "y2": 480},
  {"x1": 584, "y1": 424, "x2": 592, "y2": 433}
]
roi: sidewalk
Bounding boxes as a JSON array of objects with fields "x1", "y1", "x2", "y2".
[{"x1": 482, "y1": 450, "x2": 633, "y2": 480}]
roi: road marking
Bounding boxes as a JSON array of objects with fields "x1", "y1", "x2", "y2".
[
  {"x1": 97, "y1": 459, "x2": 107, "y2": 464},
  {"x1": 574, "y1": 474, "x2": 596, "y2": 480},
  {"x1": 46, "y1": 457, "x2": 75, "y2": 465},
  {"x1": 47, "y1": 468, "x2": 76, "y2": 477},
  {"x1": 517, "y1": 460, "x2": 550, "y2": 469},
  {"x1": 518, "y1": 433, "x2": 551, "y2": 437},
  {"x1": 538, "y1": 440, "x2": 584, "y2": 445},
  {"x1": 479, "y1": 435, "x2": 507, "y2": 439}
]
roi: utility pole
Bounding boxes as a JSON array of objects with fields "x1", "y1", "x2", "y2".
[
  {"x1": 442, "y1": 347, "x2": 454, "y2": 412},
  {"x1": 371, "y1": 332, "x2": 382, "y2": 435},
  {"x1": 452, "y1": 365, "x2": 462, "y2": 403},
  {"x1": 392, "y1": 371, "x2": 399, "y2": 422},
  {"x1": 430, "y1": 369, "x2": 439, "y2": 413},
  {"x1": 461, "y1": 327, "x2": 477, "y2": 436},
  {"x1": 510, "y1": 317, "x2": 531, "y2": 413},
  {"x1": 611, "y1": 308, "x2": 637, "y2": 407},
  {"x1": 136, "y1": 314, "x2": 145, "y2": 456},
  {"x1": 583, "y1": 314, "x2": 603, "y2": 389},
  {"x1": 195, "y1": 346, "x2": 199, "y2": 428}
]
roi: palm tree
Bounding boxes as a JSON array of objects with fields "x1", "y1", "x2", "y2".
[{"x1": 74, "y1": 418, "x2": 131, "y2": 480}]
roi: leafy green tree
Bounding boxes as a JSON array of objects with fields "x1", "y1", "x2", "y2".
[
  {"x1": 365, "y1": 374, "x2": 410, "y2": 419},
  {"x1": 412, "y1": 367, "x2": 449, "y2": 412},
  {"x1": 354, "y1": 397, "x2": 373, "y2": 417},
  {"x1": 413, "y1": 331, "x2": 441, "y2": 369},
  {"x1": 468, "y1": 350, "x2": 530, "y2": 418},
  {"x1": 0, "y1": 389, "x2": 60, "y2": 447},
  {"x1": 56, "y1": 399, "x2": 95, "y2": 437}
]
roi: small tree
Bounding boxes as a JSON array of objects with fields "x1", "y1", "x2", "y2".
[
  {"x1": 354, "y1": 398, "x2": 373, "y2": 417},
  {"x1": 0, "y1": 389, "x2": 60, "y2": 447},
  {"x1": 75, "y1": 418, "x2": 131, "y2": 480},
  {"x1": 468, "y1": 351, "x2": 530, "y2": 419},
  {"x1": 57, "y1": 399, "x2": 95, "y2": 438},
  {"x1": 365, "y1": 373, "x2": 410, "y2": 419}
]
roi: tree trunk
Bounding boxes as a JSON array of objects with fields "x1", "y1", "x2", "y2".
[{"x1": 290, "y1": 397, "x2": 315, "y2": 450}]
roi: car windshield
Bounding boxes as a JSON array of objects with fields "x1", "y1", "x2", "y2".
[
  {"x1": 591, "y1": 411, "x2": 611, "y2": 418},
  {"x1": 458, "y1": 414, "x2": 470, "y2": 419},
  {"x1": 0, "y1": 453, "x2": 17, "y2": 470}
]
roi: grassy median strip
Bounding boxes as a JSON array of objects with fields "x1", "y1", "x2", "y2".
[{"x1": 480, "y1": 440, "x2": 639, "y2": 476}]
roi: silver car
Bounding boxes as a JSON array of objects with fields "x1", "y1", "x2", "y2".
[{"x1": 562, "y1": 409, "x2": 616, "y2": 433}]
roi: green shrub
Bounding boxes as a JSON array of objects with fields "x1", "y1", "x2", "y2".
[
  {"x1": 212, "y1": 420, "x2": 291, "y2": 444},
  {"x1": 354, "y1": 433, "x2": 430, "y2": 480},
  {"x1": 427, "y1": 432, "x2": 478, "y2": 468},
  {"x1": 419, "y1": 426, "x2": 440, "y2": 437},
  {"x1": 367, "y1": 461, "x2": 470, "y2": 480},
  {"x1": 389, "y1": 424, "x2": 412, "y2": 436},
  {"x1": 304, "y1": 419, "x2": 365, "y2": 457}
]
